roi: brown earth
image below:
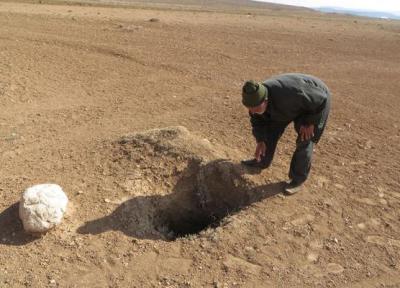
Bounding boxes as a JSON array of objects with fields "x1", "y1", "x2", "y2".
[{"x1": 0, "y1": 0, "x2": 400, "y2": 287}]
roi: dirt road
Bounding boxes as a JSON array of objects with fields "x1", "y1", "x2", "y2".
[{"x1": 0, "y1": 1, "x2": 400, "y2": 287}]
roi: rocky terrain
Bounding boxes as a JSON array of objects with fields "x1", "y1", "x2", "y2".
[{"x1": 0, "y1": 0, "x2": 400, "y2": 287}]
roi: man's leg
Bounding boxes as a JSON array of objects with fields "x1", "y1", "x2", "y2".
[
  {"x1": 288, "y1": 139, "x2": 314, "y2": 184},
  {"x1": 286, "y1": 95, "x2": 330, "y2": 194},
  {"x1": 260, "y1": 127, "x2": 286, "y2": 168}
]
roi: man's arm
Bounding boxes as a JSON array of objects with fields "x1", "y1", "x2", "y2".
[
  {"x1": 300, "y1": 90, "x2": 328, "y2": 125},
  {"x1": 249, "y1": 113, "x2": 267, "y2": 142}
]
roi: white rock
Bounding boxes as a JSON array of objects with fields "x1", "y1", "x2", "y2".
[{"x1": 19, "y1": 184, "x2": 68, "y2": 233}]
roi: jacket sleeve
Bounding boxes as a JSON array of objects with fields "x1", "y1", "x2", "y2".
[
  {"x1": 300, "y1": 89, "x2": 328, "y2": 125},
  {"x1": 249, "y1": 113, "x2": 266, "y2": 142}
]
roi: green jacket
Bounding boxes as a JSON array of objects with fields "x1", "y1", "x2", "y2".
[{"x1": 250, "y1": 73, "x2": 330, "y2": 142}]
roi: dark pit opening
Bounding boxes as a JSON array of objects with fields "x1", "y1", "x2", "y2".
[
  {"x1": 165, "y1": 214, "x2": 221, "y2": 239},
  {"x1": 155, "y1": 188, "x2": 226, "y2": 240},
  {"x1": 154, "y1": 160, "x2": 254, "y2": 240}
]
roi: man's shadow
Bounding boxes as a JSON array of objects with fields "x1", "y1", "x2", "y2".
[
  {"x1": 77, "y1": 159, "x2": 285, "y2": 241},
  {"x1": 0, "y1": 203, "x2": 39, "y2": 246}
]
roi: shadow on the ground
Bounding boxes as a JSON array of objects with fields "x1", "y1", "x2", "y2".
[
  {"x1": 77, "y1": 159, "x2": 285, "y2": 241},
  {"x1": 0, "y1": 202, "x2": 39, "y2": 246}
]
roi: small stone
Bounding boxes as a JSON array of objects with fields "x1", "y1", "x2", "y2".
[
  {"x1": 315, "y1": 176, "x2": 329, "y2": 187},
  {"x1": 369, "y1": 218, "x2": 381, "y2": 227},
  {"x1": 323, "y1": 199, "x2": 334, "y2": 207},
  {"x1": 380, "y1": 199, "x2": 388, "y2": 205},
  {"x1": 334, "y1": 183, "x2": 345, "y2": 190},
  {"x1": 290, "y1": 214, "x2": 315, "y2": 226},
  {"x1": 104, "y1": 198, "x2": 111, "y2": 203},
  {"x1": 357, "y1": 223, "x2": 366, "y2": 230},
  {"x1": 307, "y1": 252, "x2": 319, "y2": 263},
  {"x1": 364, "y1": 140, "x2": 373, "y2": 149},
  {"x1": 244, "y1": 246, "x2": 255, "y2": 253},
  {"x1": 327, "y1": 263, "x2": 344, "y2": 274},
  {"x1": 309, "y1": 240, "x2": 323, "y2": 249}
]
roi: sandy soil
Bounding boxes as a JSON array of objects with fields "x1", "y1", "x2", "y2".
[{"x1": 0, "y1": 0, "x2": 400, "y2": 287}]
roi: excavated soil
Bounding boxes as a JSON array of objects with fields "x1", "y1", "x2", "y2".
[
  {"x1": 0, "y1": 1, "x2": 400, "y2": 287},
  {"x1": 77, "y1": 126, "x2": 266, "y2": 240}
]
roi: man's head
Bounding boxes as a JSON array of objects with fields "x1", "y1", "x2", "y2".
[{"x1": 242, "y1": 80, "x2": 268, "y2": 114}]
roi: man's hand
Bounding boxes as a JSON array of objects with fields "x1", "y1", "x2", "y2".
[
  {"x1": 299, "y1": 124, "x2": 315, "y2": 141},
  {"x1": 255, "y1": 141, "x2": 266, "y2": 162}
]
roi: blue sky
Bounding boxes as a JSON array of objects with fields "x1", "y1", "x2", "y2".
[{"x1": 254, "y1": 0, "x2": 400, "y2": 15}]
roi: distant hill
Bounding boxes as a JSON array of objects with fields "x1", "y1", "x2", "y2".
[
  {"x1": 317, "y1": 7, "x2": 400, "y2": 20},
  {"x1": 74, "y1": 0, "x2": 315, "y2": 12}
]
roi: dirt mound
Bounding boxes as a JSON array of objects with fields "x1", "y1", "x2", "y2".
[
  {"x1": 79, "y1": 126, "x2": 271, "y2": 240},
  {"x1": 117, "y1": 125, "x2": 232, "y2": 162}
]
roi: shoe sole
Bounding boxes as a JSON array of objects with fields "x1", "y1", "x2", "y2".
[{"x1": 284, "y1": 186, "x2": 302, "y2": 195}]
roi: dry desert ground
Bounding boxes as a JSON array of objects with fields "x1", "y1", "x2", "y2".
[{"x1": 0, "y1": 0, "x2": 400, "y2": 287}]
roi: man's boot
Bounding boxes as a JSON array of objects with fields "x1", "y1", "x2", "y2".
[{"x1": 284, "y1": 180, "x2": 304, "y2": 195}]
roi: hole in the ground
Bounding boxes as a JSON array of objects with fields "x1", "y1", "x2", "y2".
[
  {"x1": 164, "y1": 213, "x2": 220, "y2": 239},
  {"x1": 77, "y1": 158, "x2": 279, "y2": 241},
  {"x1": 154, "y1": 159, "x2": 256, "y2": 240},
  {"x1": 78, "y1": 127, "x2": 283, "y2": 241}
]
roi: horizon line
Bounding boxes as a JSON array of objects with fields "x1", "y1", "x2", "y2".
[{"x1": 252, "y1": 0, "x2": 400, "y2": 16}]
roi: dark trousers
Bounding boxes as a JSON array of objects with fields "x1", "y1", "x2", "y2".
[{"x1": 261, "y1": 97, "x2": 330, "y2": 184}]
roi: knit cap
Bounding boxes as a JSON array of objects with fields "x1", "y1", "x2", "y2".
[{"x1": 242, "y1": 80, "x2": 268, "y2": 107}]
